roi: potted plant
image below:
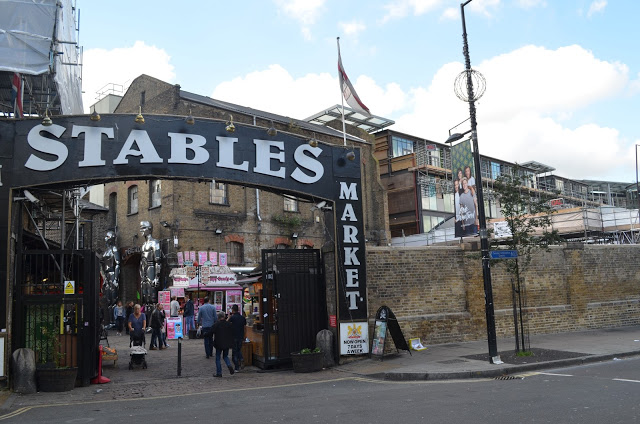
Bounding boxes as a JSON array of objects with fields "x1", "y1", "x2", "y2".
[
  {"x1": 35, "y1": 326, "x2": 78, "y2": 392},
  {"x1": 290, "y1": 347, "x2": 323, "y2": 373}
]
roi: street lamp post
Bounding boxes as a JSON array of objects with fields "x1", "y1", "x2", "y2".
[{"x1": 455, "y1": 0, "x2": 500, "y2": 363}]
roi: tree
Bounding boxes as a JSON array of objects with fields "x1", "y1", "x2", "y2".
[{"x1": 491, "y1": 167, "x2": 561, "y2": 352}]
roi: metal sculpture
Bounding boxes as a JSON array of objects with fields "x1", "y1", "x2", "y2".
[
  {"x1": 139, "y1": 221, "x2": 162, "y2": 304},
  {"x1": 101, "y1": 230, "x2": 121, "y2": 306}
]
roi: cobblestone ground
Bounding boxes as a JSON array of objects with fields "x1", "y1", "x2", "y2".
[{"x1": 8, "y1": 330, "x2": 346, "y2": 407}]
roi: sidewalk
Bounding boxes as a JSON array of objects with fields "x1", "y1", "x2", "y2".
[
  {"x1": 2, "y1": 326, "x2": 640, "y2": 410},
  {"x1": 338, "y1": 326, "x2": 640, "y2": 380}
]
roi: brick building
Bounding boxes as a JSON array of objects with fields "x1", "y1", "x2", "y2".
[{"x1": 102, "y1": 74, "x2": 390, "y2": 306}]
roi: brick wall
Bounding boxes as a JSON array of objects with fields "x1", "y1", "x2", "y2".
[{"x1": 366, "y1": 244, "x2": 640, "y2": 346}]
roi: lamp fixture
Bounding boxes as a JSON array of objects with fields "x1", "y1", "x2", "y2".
[
  {"x1": 42, "y1": 109, "x2": 52, "y2": 126},
  {"x1": 90, "y1": 110, "x2": 101, "y2": 122},
  {"x1": 445, "y1": 129, "x2": 472, "y2": 144},
  {"x1": 160, "y1": 221, "x2": 170, "y2": 228},
  {"x1": 135, "y1": 106, "x2": 145, "y2": 124},
  {"x1": 225, "y1": 114, "x2": 235, "y2": 132},
  {"x1": 267, "y1": 120, "x2": 277, "y2": 137},
  {"x1": 173, "y1": 235, "x2": 179, "y2": 248},
  {"x1": 291, "y1": 232, "x2": 298, "y2": 239},
  {"x1": 215, "y1": 228, "x2": 223, "y2": 235},
  {"x1": 346, "y1": 151, "x2": 356, "y2": 161},
  {"x1": 308, "y1": 132, "x2": 319, "y2": 148},
  {"x1": 185, "y1": 109, "x2": 195, "y2": 125}
]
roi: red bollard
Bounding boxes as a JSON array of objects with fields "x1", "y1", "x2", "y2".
[{"x1": 91, "y1": 345, "x2": 111, "y2": 384}]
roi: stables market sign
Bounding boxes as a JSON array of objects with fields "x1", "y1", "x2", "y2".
[{"x1": 0, "y1": 114, "x2": 369, "y2": 349}]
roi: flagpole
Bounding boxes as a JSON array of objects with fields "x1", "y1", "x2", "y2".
[{"x1": 337, "y1": 37, "x2": 347, "y2": 147}]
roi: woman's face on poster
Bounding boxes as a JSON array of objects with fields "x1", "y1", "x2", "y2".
[
  {"x1": 462, "y1": 179, "x2": 468, "y2": 190},
  {"x1": 465, "y1": 167, "x2": 471, "y2": 179},
  {"x1": 457, "y1": 170, "x2": 463, "y2": 181}
]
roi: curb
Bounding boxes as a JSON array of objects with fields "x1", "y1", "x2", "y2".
[{"x1": 365, "y1": 350, "x2": 640, "y2": 381}]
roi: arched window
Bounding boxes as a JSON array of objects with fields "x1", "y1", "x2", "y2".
[
  {"x1": 149, "y1": 179, "x2": 161, "y2": 208},
  {"x1": 226, "y1": 241, "x2": 244, "y2": 265},
  {"x1": 108, "y1": 192, "x2": 117, "y2": 227},
  {"x1": 128, "y1": 185, "x2": 138, "y2": 214}
]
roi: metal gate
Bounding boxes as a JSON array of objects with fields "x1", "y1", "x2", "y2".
[
  {"x1": 261, "y1": 249, "x2": 326, "y2": 367},
  {"x1": 13, "y1": 249, "x2": 100, "y2": 386}
]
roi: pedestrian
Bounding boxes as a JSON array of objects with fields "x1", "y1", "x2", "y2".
[
  {"x1": 149, "y1": 303, "x2": 165, "y2": 350},
  {"x1": 124, "y1": 301, "x2": 134, "y2": 335},
  {"x1": 113, "y1": 300, "x2": 125, "y2": 336},
  {"x1": 170, "y1": 295, "x2": 180, "y2": 317},
  {"x1": 127, "y1": 303, "x2": 146, "y2": 346},
  {"x1": 228, "y1": 304, "x2": 246, "y2": 371},
  {"x1": 197, "y1": 296, "x2": 217, "y2": 359},
  {"x1": 211, "y1": 311, "x2": 235, "y2": 377},
  {"x1": 183, "y1": 294, "x2": 195, "y2": 337}
]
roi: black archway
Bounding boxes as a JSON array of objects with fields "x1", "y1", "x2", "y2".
[{"x1": 0, "y1": 114, "x2": 368, "y2": 337}]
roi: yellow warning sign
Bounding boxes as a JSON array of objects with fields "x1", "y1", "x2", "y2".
[{"x1": 64, "y1": 280, "x2": 75, "y2": 295}]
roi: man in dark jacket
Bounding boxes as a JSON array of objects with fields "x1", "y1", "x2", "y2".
[
  {"x1": 211, "y1": 311, "x2": 235, "y2": 377},
  {"x1": 183, "y1": 294, "x2": 195, "y2": 337},
  {"x1": 149, "y1": 303, "x2": 165, "y2": 350},
  {"x1": 228, "y1": 304, "x2": 247, "y2": 370}
]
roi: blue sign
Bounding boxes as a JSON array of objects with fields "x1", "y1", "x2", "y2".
[{"x1": 489, "y1": 250, "x2": 518, "y2": 259}]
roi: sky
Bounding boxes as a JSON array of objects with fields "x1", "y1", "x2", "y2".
[{"x1": 78, "y1": 0, "x2": 640, "y2": 183}]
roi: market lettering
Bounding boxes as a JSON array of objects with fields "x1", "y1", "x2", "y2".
[
  {"x1": 339, "y1": 180, "x2": 362, "y2": 311},
  {"x1": 24, "y1": 125, "x2": 324, "y2": 184}
]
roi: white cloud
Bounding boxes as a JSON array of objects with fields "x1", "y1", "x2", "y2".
[
  {"x1": 466, "y1": 0, "x2": 501, "y2": 18},
  {"x1": 275, "y1": 0, "x2": 325, "y2": 39},
  {"x1": 587, "y1": 0, "x2": 607, "y2": 18},
  {"x1": 392, "y1": 44, "x2": 631, "y2": 180},
  {"x1": 82, "y1": 41, "x2": 175, "y2": 112},
  {"x1": 203, "y1": 41, "x2": 634, "y2": 181},
  {"x1": 210, "y1": 64, "x2": 405, "y2": 123},
  {"x1": 440, "y1": 7, "x2": 459, "y2": 21},
  {"x1": 381, "y1": 0, "x2": 444, "y2": 23},
  {"x1": 339, "y1": 20, "x2": 366, "y2": 36}
]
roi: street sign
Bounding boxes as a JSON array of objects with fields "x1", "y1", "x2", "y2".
[{"x1": 489, "y1": 250, "x2": 518, "y2": 259}]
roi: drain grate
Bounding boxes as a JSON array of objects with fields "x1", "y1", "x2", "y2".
[
  {"x1": 495, "y1": 375, "x2": 522, "y2": 380},
  {"x1": 437, "y1": 359, "x2": 469, "y2": 364}
]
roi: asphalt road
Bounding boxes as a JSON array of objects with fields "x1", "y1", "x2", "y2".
[{"x1": 3, "y1": 357, "x2": 640, "y2": 423}]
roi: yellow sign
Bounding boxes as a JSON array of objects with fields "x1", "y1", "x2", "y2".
[{"x1": 64, "y1": 280, "x2": 75, "y2": 295}]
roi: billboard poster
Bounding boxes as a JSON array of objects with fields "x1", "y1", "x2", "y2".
[
  {"x1": 177, "y1": 251, "x2": 184, "y2": 266},
  {"x1": 219, "y1": 253, "x2": 227, "y2": 266},
  {"x1": 189, "y1": 251, "x2": 196, "y2": 262},
  {"x1": 198, "y1": 251, "x2": 208, "y2": 265},
  {"x1": 451, "y1": 140, "x2": 479, "y2": 237},
  {"x1": 209, "y1": 251, "x2": 218, "y2": 266}
]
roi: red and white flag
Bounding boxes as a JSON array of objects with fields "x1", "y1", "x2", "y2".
[
  {"x1": 337, "y1": 40, "x2": 371, "y2": 117},
  {"x1": 11, "y1": 73, "x2": 24, "y2": 119}
]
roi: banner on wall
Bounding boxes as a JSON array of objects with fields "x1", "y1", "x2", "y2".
[
  {"x1": 339, "y1": 322, "x2": 369, "y2": 355},
  {"x1": 451, "y1": 140, "x2": 478, "y2": 238},
  {"x1": 219, "y1": 253, "x2": 227, "y2": 266},
  {"x1": 177, "y1": 251, "x2": 184, "y2": 266},
  {"x1": 198, "y1": 251, "x2": 208, "y2": 264},
  {"x1": 209, "y1": 251, "x2": 217, "y2": 265}
]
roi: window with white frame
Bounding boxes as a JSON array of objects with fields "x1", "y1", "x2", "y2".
[
  {"x1": 210, "y1": 181, "x2": 228, "y2": 205},
  {"x1": 128, "y1": 185, "x2": 138, "y2": 214},
  {"x1": 149, "y1": 179, "x2": 161, "y2": 208},
  {"x1": 283, "y1": 196, "x2": 298, "y2": 212}
]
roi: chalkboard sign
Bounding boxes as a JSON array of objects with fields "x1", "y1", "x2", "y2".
[{"x1": 370, "y1": 306, "x2": 411, "y2": 359}]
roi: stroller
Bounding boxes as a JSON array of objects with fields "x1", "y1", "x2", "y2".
[{"x1": 128, "y1": 329, "x2": 148, "y2": 370}]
